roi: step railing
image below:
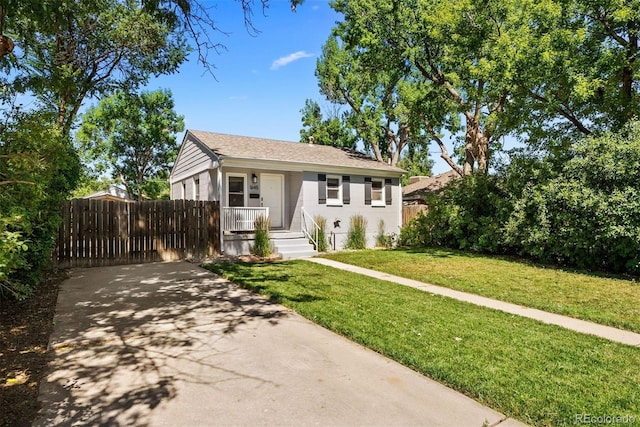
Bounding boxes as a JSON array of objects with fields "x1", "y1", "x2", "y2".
[
  {"x1": 301, "y1": 207, "x2": 319, "y2": 250},
  {"x1": 223, "y1": 207, "x2": 269, "y2": 232}
]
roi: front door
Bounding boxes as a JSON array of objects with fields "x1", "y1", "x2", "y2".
[{"x1": 260, "y1": 173, "x2": 284, "y2": 228}]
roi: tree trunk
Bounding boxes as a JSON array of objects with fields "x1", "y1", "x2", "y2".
[
  {"x1": 463, "y1": 115, "x2": 490, "y2": 175},
  {"x1": 463, "y1": 119, "x2": 476, "y2": 175},
  {"x1": 477, "y1": 135, "x2": 489, "y2": 174}
]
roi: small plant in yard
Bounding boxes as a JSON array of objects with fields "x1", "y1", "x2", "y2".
[
  {"x1": 375, "y1": 219, "x2": 395, "y2": 248},
  {"x1": 314, "y1": 215, "x2": 329, "y2": 252},
  {"x1": 251, "y1": 215, "x2": 271, "y2": 257},
  {"x1": 345, "y1": 214, "x2": 367, "y2": 249}
]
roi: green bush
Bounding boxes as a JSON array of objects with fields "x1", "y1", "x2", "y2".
[
  {"x1": 251, "y1": 215, "x2": 272, "y2": 257},
  {"x1": 345, "y1": 215, "x2": 367, "y2": 249},
  {"x1": 399, "y1": 174, "x2": 510, "y2": 253},
  {"x1": 314, "y1": 215, "x2": 329, "y2": 252},
  {"x1": 0, "y1": 218, "x2": 30, "y2": 298},
  {"x1": 398, "y1": 214, "x2": 424, "y2": 247},
  {"x1": 504, "y1": 121, "x2": 640, "y2": 274},
  {"x1": 0, "y1": 109, "x2": 80, "y2": 299}
]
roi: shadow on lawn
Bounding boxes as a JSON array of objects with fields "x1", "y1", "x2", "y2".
[
  {"x1": 203, "y1": 261, "x2": 326, "y2": 305},
  {"x1": 35, "y1": 262, "x2": 287, "y2": 427}
]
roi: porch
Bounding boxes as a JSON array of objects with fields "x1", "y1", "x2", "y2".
[
  {"x1": 222, "y1": 207, "x2": 318, "y2": 259},
  {"x1": 223, "y1": 207, "x2": 271, "y2": 232}
]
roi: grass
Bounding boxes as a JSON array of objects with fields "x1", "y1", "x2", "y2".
[
  {"x1": 321, "y1": 248, "x2": 640, "y2": 333},
  {"x1": 203, "y1": 260, "x2": 640, "y2": 427}
]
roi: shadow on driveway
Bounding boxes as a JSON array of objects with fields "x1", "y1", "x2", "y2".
[{"x1": 35, "y1": 262, "x2": 287, "y2": 426}]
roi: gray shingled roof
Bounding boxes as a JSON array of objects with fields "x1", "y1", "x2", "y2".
[
  {"x1": 402, "y1": 170, "x2": 460, "y2": 201},
  {"x1": 189, "y1": 130, "x2": 405, "y2": 174}
]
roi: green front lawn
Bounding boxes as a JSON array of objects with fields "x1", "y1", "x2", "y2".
[
  {"x1": 203, "y1": 260, "x2": 640, "y2": 427},
  {"x1": 322, "y1": 249, "x2": 640, "y2": 333}
]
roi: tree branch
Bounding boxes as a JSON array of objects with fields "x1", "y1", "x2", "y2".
[
  {"x1": 592, "y1": 10, "x2": 629, "y2": 47},
  {"x1": 0, "y1": 180, "x2": 35, "y2": 186},
  {"x1": 529, "y1": 90, "x2": 593, "y2": 135},
  {"x1": 424, "y1": 118, "x2": 463, "y2": 176}
]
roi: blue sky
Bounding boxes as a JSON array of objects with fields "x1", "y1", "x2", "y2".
[{"x1": 147, "y1": 0, "x2": 453, "y2": 175}]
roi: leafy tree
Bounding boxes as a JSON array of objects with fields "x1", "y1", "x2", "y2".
[
  {"x1": 326, "y1": 0, "x2": 640, "y2": 174},
  {"x1": 316, "y1": 34, "x2": 431, "y2": 167},
  {"x1": 398, "y1": 146, "x2": 434, "y2": 185},
  {"x1": 299, "y1": 99, "x2": 357, "y2": 148},
  {"x1": 1, "y1": 0, "x2": 305, "y2": 135},
  {"x1": 326, "y1": 0, "x2": 529, "y2": 175},
  {"x1": 9, "y1": 0, "x2": 187, "y2": 135},
  {"x1": 77, "y1": 89, "x2": 184, "y2": 200},
  {"x1": 505, "y1": 0, "x2": 640, "y2": 150}
]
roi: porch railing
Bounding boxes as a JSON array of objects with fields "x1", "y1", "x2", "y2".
[
  {"x1": 223, "y1": 207, "x2": 269, "y2": 232},
  {"x1": 301, "y1": 207, "x2": 319, "y2": 249}
]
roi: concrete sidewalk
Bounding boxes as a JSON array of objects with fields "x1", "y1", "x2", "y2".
[
  {"x1": 35, "y1": 261, "x2": 527, "y2": 427},
  {"x1": 309, "y1": 258, "x2": 640, "y2": 347}
]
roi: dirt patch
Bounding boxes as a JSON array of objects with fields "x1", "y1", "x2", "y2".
[{"x1": 0, "y1": 270, "x2": 68, "y2": 427}]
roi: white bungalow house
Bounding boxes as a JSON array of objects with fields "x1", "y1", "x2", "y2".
[{"x1": 169, "y1": 130, "x2": 405, "y2": 258}]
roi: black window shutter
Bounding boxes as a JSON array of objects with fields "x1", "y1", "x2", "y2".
[
  {"x1": 318, "y1": 174, "x2": 326, "y2": 204},
  {"x1": 385, "y1": 178, "x2": 392, "y2": 205},
  {"x1": 364, "y1": 177, "x2": 372, "y2": 205},
  {"x1": 342, "y1": 176, "x2": 351, "y2": 204}
]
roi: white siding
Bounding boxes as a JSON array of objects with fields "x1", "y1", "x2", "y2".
[
  {"x1": 171, "y1": 170, "x2": 214, "y2": 201},
  {"x1": 288, "y1": 172, "x2": 304, "y2": 232},
  {"x1": 208, "y1": 169, "x2": 219, "y2": 201},
  {"x1": 171, "y1": 137, "x2": 216, "y2": 181}
]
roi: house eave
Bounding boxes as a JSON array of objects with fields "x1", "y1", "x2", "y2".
[
  {"x1": 170, "y1": 160, "x2": 218, "y2": 184},
  {"x1": 220, "y1": 157, "x2": 404, "y2": 177}
]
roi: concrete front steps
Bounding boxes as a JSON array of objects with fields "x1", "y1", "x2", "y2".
[{"x1": 271, "y1": 232, "x2": 317, "y2": 260}]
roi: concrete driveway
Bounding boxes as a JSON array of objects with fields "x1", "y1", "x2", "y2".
[{"x1": 35, "y1": 261, "x2": 523, "y2": 426}]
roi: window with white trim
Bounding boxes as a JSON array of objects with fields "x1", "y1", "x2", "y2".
[
  {"x1": 227, "y1": 174, "x2": 246, "y2": 207},
  {"x1": 181, "y1": 182, "x2": 187, "y2": 199},
  {"x1": 326, "y1": 175, "x2": 342, "y2": 205},
  {"x1": 371, "y1": 178, "x2": 385, "y2": 206}
]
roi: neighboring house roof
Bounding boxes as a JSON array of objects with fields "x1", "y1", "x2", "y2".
[
  {"x1": 187, "y1": 130, "x2": 405, "y2": 174},
  {"x1": 83, "y1": 184, "x2": 131, "y2": 201},
  {"x1": 402, "y1": 170, "x2": 460, "y2": 202}
]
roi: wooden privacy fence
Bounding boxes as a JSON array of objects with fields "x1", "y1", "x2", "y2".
[
  {"x1": 402, "y1": 205, "x2": 428, "y2": 227},
  {"x1": 53, "y1": 199, "x2": 220, "y2": 268}
]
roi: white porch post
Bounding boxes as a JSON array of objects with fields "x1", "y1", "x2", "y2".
[{"x1": 218, "y1": 161, "x2": 224, "y2": 253}]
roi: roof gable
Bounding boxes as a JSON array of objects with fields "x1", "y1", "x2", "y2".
[
  {"x1": 187, "y1": 130, "x2": 405, "y2": 174},
  {"x1": 170, "y1": 133, "x2": 218, "y2": 180}
]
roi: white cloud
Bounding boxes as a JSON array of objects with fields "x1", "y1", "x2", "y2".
[{"x1": 270, "y1": 51, "x2": 314, "y2": 70}]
